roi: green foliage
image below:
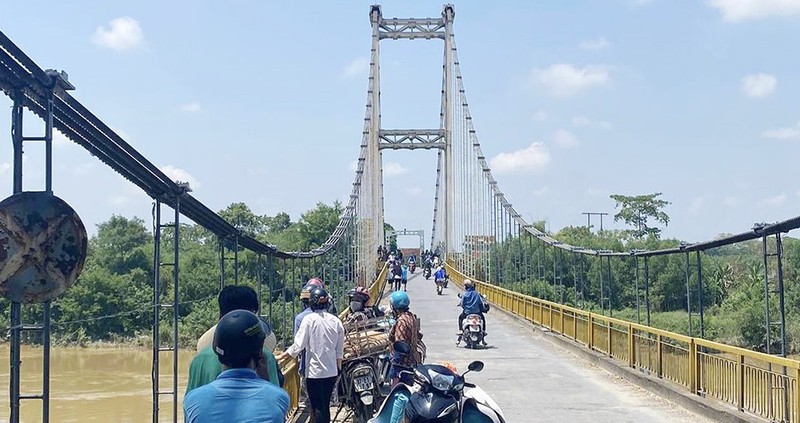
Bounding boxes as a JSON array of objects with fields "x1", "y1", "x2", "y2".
[
  {"x1": 1, "y1": 201, "x2": 359, "y2": 348},
  {"x1": 609, "y1": 193, "x2": 671, "y2": 239},
  {"x1": 482, "y1": 227, "x2": 800, "y2": 354}
]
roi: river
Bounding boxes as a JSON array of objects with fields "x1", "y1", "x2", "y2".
[{"x1": 0, "y1": 345, "x2": 195, "y2": 422}]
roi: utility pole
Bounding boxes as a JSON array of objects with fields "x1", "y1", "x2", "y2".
[{"x1": 582, "y1": 212, "x2": 609, "y2": 232}]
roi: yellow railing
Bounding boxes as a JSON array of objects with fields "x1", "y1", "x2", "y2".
[
  {"x1": 280, "y1": 263, "x2": 389, "y2": 420},
  {"x1": 446, "y1": 263, "x2": 800, "y2": 423}
]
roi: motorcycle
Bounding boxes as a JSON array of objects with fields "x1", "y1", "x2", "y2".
[
  {"x1": 458, "y1": 314, "x2": 485, "y2": 349},
  {"x1": 423, "y1": 267, "x2": 431, "y2": 280},
  {"x1": 435, "y1": 278, "x2": 444, "y2": 295},
  {"x1": 409, "y1": 261, "x2": 416, "y2": 273},
  {"x1": 369, "y1": 342, "x2": 506, "y2": 423},
  {"x1": 340, "y1": 356, "x2": 382, "y2": 423}
]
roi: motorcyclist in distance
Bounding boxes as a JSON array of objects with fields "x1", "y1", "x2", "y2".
[{"x1": 458, "y1": 279, "x2": 487, "y2": 345}]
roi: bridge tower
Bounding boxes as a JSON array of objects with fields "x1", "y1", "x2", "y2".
[{"x1": 368, "y1": 4, "x2": 456, "y2": 257}]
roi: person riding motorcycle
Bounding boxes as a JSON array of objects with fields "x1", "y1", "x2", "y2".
[
  {"x1": 387, "y1": 291, "x2": 422, "y2": 385},
  {"x1": 458, "y1": 279, "x2": 487, "y2": 345},
  {"x1": 344, "y1": 286, "x2": 384, "y2": 324}
]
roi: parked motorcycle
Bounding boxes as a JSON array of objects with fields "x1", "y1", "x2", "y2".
[
  {"x1": 369, "y1": 342, "x2": 506, "y2": 423},
  {"x1": 340, "y1": 355, "x2": 382, "y2": 423}
]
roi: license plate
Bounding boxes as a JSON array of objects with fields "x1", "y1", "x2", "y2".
[{"x1": 354, "y1": 375, "x2": 374, "y2": 391}]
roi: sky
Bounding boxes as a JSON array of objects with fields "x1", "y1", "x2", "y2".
[{"x1": 1, "y1": 0, "x2": 800, "y2": 248}]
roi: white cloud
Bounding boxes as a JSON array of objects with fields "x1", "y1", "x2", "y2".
[
  {"x1": 52, "y1": 129, "x2": 73, "y2": 148},
  {"x1": 343, "y1": 57, "x2": 370, "y2": 78},
  {"x1": 762, "y1": 121, "x2": 800, "y2": 140},
  {"x1": 571, "y1": 116, "x2": 611, "y2": 129},
  {"x1": 722, "y1": 196, "x2": 739, "y2": 207},
  {"x1": 553, "y1": 129, "x2": 578, "y2": 148},
  {"x1": 489, "y1": 142, "x2": 551, "y2": 173},
  {"x1": 531, "y1": 64, "x2": 610, "y2": 97},
  {"x1": 580, "y1": 37, "x2": 610, "y2": 52},
  {"x1": 709, "y1": 0, "x2": 800, "y2": 22},
  {"x1": 759, "y1": 193, "x2": 787, "y2": 207},
  {"x1": 91, "y1": 17, "x2": 144, "y2": 51},
  {"x1": 0, "y1": 162, "x2": 10, "y2": 176},
  {"x1": 584, "y1": 188, "x2": 608, "y2": 197},
  {"x1": 741, "y1": 73, "x2": 777, "y2": 98},
  {"x1": 180, "y1": 102, "x2": 202, "y2": 113},
  {"x1": 688, "y1": 196, "x2": 705, "y2": 216},
  {"x1": 159, "y1": 165, "x2": 200, "y2": 189},
  {"x1": 383, "y1": 162, "x2": 408, "y2": 177},
  {"x1": 532, "y1": 186, "x2": 549, "y2": 196},
  {"x1": 532, "y1": 110, "x2": 549, "y2": 122}
]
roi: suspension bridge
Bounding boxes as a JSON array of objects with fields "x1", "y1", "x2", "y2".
[{"x1": 2, "y1": 4, "x2": 799, "y2": 423}]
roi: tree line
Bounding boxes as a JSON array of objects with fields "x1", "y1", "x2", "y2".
[
  {"x1": 478, "y1": 193, "x2": 800, "y2": 355},
  {"x1": 0, "y1": 201, "x2": 364, "y2": 348}
]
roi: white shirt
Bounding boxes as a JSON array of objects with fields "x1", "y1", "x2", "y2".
[
  {"x1": 197, "y1": 323, "x2": 278, "y2": 353},
  {"x1": 286, "y1": 310, "x2": 345, "y2": 379}
]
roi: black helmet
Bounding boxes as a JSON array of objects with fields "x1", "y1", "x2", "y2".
[
  {"x1": 299, "y1": 284, "x2": 314, "y2": 304},
  {"x1": 213, "y1": 309, "x2": 266, "y2": 366},
  {"x1": 309, "y1": 287, "x2": 330, "y2": 310}
]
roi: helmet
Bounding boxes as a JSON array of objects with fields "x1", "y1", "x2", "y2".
[
  {"x1": 306, "y1": 278, "x2": 325, "y2": 288},
  {"x1": 299, "y1": 284, "x2": 314, "y2": 303},
  {"x1": 347, "y1": 286, "x2": 370, "y2": 304},
  {"x1": 464, "y1": 279, "x2": 475, "y2": 290},
  {"x1": 390, "y1": 291, "x2": 410, "y2": 310},
  {"x1": 213, "y1": 310, "x2": 265, "y2": 366},
  {"x1": 309, "y1": 287, "x2": 330, "y2": 310}
]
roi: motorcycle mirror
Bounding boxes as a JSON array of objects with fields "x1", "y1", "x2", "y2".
[
  {"x1": 393, "y1": 341, "x2": 412, "y2": 355},
  {"x1": 467, "y1": 361, "x2": 484, "y2": 372}
]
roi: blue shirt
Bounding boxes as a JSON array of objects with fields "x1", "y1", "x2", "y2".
[
  {"x1": 461, "y1": 289, "x2": 483, "y2": 314},
  {"x1": 183, "y1": 368, "x2": 289, "y2": 423},
  {"x1": 401, "y1": 266, "x2": 409, "y2": 279},
  {"x1": 434, "y1": 268, "x2": 446, "y2": 280}
]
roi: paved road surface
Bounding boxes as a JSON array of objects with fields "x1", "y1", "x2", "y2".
[{"x1": 398, "y1": 271, "x2": 711, "y2": 423}]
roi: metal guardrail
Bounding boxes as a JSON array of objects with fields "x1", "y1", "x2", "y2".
[
  {"x1": 446, "y1": 263, "x2": 800, "y2": 423},
  {"x1": 280, "y1": 263, "x2": 389, "y2": 420}
]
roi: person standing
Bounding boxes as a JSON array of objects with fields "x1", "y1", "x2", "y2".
[
  {"x1": 188, "y1": 286, "x2": 281, "y2": 392},
  {"x1": 184, "y1": 310, "x2": 289, "y2": 422},
  {"x1": 278, "y1": 288, "x2": 345, "y2": 423},
  {"x1": 400, "y1": 264, "x2": 409, "y2": 292}
]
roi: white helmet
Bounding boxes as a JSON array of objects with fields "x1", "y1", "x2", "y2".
[{"x1": 464, "y1": 279, "x2": 475, "y2": 289}]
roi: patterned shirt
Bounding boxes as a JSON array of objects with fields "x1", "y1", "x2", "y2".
[{"x1": 389, "y1": 311, "x2": 422, "y2": 367}]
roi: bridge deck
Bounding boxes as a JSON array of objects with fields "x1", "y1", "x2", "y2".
[{"x1": 402, "y1": 271, "x2": 711, "y2": 422}]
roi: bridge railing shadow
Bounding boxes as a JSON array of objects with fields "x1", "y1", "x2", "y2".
[{"x1": 446, "y1": 262, "x2": 800, "y2": 423}]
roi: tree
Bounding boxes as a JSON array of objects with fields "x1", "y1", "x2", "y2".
[
  {"x1": 296, "y1": 201, "x2": 344, "y2": 250},
  {"x1": 609, "y1": 193, "x2": 671, "y2": 239}
]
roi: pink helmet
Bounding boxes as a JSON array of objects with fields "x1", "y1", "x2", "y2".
[{"x1": 306, "y1": 278, "x2": 325, "y2": 288}]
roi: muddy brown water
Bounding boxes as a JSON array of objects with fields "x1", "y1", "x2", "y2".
[{"x1": 0, "y1": 345, "x2": 195, "y2": 422}]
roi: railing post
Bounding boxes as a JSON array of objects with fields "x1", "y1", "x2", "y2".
[
  {"x1": 560, "y1": 305, "x2": 565, "y2": 335},
  {"x1": 689, "y1": 339, "x2": 697, "y2": 394},
  {"x1": 628, "y1": 323, "x2": 635, "y2": 368},
  {"x1": 737, "y1": 354, "x2": 745, "y2": 412},
  {"x1": 793, "y1": 366, "x2": 799, "y2": 423},
  {"x1": 588, "y1": 313, "x2": 594, "y2": 349},
  {"x1": 657, "y1": 334, "x2": 663, "y2": 378},
  {"x1": 573, "y1": 310, "x2": 578, "y2": 341},
  {"x1": 607, "y1": 321, "x2": 613, "y2": 358},
  {"x1": 548, "y1": 304, "x2": 553, "y2": 330}
]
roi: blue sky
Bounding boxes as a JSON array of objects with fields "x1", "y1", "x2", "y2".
[{"x1": 1, "y1": 0, "x2": 800, "y2": 247}]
